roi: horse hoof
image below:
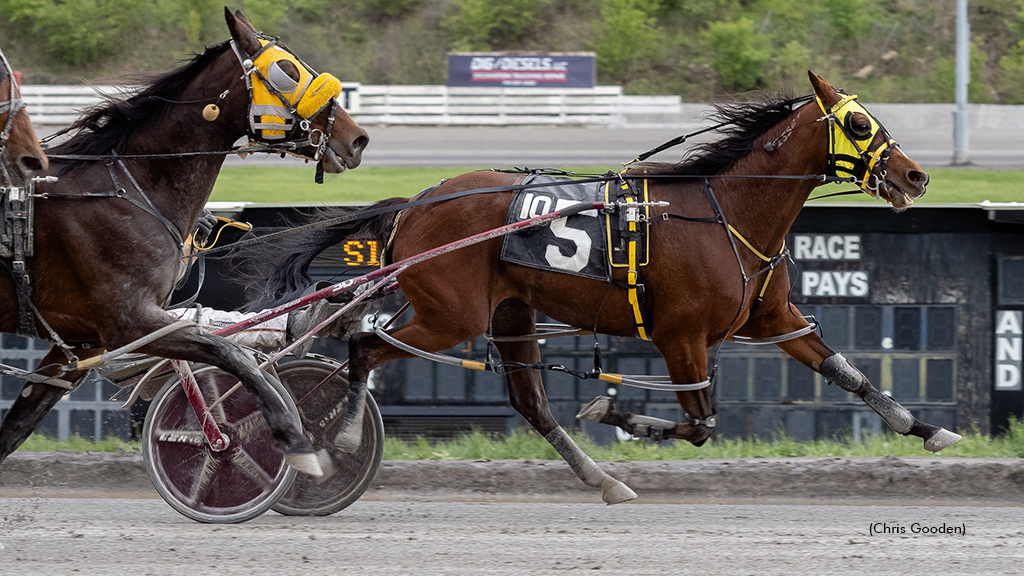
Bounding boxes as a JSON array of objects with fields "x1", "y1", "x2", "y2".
[
  {"x1": 601, "y1": 476, "x2": 637, "y2": 505},
  {"x1": 314, "y1": 449, "x2": 337, "y2": 483},
  {"x1": 923, "y1": 428, "x2": 962, "y2": 453},
  {"x1": 285, "y1": 452, "x2": 324, "y2": 477},
  {"x1": 577, "y1": 396, "x2": 613, "y2": 423}
]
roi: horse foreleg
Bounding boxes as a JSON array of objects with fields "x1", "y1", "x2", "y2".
[
  {"x1": 576, "y1": 395, "x2": 715, "y2": 444},
  {"x1": 492, "y1": 299, "x2": 636, "y2": 504},
  {"x1": 777, "y1": 332, "x2": 961, "y2": 452},
  {"x1": 0, "y1": 346, "x2": 92, "y2": 467}
]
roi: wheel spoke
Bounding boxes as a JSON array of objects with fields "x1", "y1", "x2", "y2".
[
  {"x1": 230, "y1": 445, "x2": 276, "y2": 487},
  {"x1": 187, "y1": 453, "x2": 221, "y2": 506},
  {"x1": 232, "y1": 410, "x2": 270, "y2": 442}
]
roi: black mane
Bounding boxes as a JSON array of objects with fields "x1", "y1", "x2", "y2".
[
  {"x1": 634, "y1": 93, "x2": 814, "y2": 177},
  {"x1": 49, "y1": 41, "x2": 231, "y2": 174}
]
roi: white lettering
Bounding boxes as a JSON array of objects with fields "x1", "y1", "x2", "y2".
[
  {"x1": 849, "y1": 271, "x2": 870, "y2": 296},
  {"x1": 801, "y1": 271, "x2": 870, "y2": 297},
  {"x1": 997, "y1": 337, "x2": 1022, "y2": 362},
  {"x1": 792, "y1": 235, "x2": 862, "y2": 260},
  {"x1": 996, "y1": 310, "x2": 1023, "y2": 335},
  {"x1": 844, "y1": 235, "x2": 861, "y2": 259},
  {"x1": 996, "y1": 364, "x2": 1021, "y2": 389},
  {"x1": 827, "y1": 236, "x2": 845, "y2": 259},
  {"x1": 811, "y1": 236, "x2": 829, "y2": 260},
  {"x1": 802, "y1": 271, "x2": 820, "y2": 294},
  {"x1": 794, "y1": 236, "x2": 812, "y2": 260}
]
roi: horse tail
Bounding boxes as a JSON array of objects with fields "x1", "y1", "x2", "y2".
[{"x1": 238, "y1": 197, "x2": 407, "y2": 311}]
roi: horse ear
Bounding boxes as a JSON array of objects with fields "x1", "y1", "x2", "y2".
[
  {"x1": 807, "y1": 70, "x2": 838, "y2": 104},
  {"x1": 225, "y1": 7, "x2": 261, "y2": 56}
]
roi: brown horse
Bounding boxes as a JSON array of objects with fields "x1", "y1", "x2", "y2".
[
  {"x1": 0, "y1": 9, "x2": 368, "y2": 475},
  {"x1": 250, "y1": 71, "x2": 957, "y2": 503},
  {"x1": 0, "y1": 48, "x2": 48, "y2": 187}
]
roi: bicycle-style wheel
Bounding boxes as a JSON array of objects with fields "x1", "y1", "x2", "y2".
[
  {"x1": 142, "y1": 364, "x2": 298, "y2": 523},
  {"x1": 272, "y1": 358, "x2": 384, "y2": 516}
]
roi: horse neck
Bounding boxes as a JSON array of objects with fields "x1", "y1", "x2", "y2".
[
  {"x1": 710, "y1": 110, "x2": 828, "y2": 256},
  {"x1": 116, "y1": 64, "x2": 246, "y2": 237}
]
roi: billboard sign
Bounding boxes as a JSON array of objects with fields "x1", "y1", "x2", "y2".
[{"x1": 447, "y1": 52, "x2": 596, "y2": 88}]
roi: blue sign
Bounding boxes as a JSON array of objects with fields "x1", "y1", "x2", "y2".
[{"x1": 447, "y1": 53, "x2": 596, "y2": 88}]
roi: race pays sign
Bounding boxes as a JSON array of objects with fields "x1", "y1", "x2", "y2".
[
  {"x1": 995, "y1": 310, "x2": 1023, "y2": 391},
  {"x1": 447, "y1": 53, "x2": 596, "y2": 87},
  {"x1": 793, "y1": 234, "x2": 869, "y2": 298}
]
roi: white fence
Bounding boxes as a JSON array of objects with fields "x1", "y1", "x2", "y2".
[{"x1": 19, "y1": 84, "x2": 1024, "y2": 129}]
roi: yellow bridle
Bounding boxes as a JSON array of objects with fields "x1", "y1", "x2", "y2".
[
  {"x1": 232, "y1": 36, "x2": 342, "y2": 144},
  {"x1": 816, "y1": 93, "x2": 897, "y2": 195}
]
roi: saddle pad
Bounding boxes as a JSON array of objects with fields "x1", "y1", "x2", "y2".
[{"x1": 500, "y1": 176, "x2": 608, "y2": 281}]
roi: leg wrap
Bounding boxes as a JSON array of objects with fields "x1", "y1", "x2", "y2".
[
  {"x1": 545, "y1": 427, "x2": 607, "y2": 487},
  {"x1": 820, "y1": 353, "x2": 867, "y2": 393},
  {"x1": 862, "y1": 389, "x2": 914, "y2": 434},
  {"x1": 333, "y1": 380, "x2": 367, "y2": 453}
]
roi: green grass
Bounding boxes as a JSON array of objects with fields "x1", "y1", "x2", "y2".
[
  {"x1": 26, "y1": 419, "x2": 1024, "y2": 459},
  {"x1": 382, "y1": 420, "x2": 1024, "y2": 461},
  {"x1": 210, "y1": 165, "x2": 1023, "y2": 205}
]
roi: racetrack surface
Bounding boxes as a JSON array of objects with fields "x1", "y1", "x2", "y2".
[{"x1": 2, "y1": 498, "x2": 1022, "y2": 576}]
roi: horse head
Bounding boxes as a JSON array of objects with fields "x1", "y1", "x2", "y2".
[
  {"x1": 0, "y1": 51, "x2": 48, "y2": 188},
  {"x1": 808, "y1": 71, "x2": 928, "y2": 210},
  {"x1": 225, "y1": 9, "x2": 368, "y2": 173}
]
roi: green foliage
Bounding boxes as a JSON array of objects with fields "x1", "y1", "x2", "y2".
[
  {"x1": 591, "y1": 0, "x2": 662, "y2": 85},
  {"x1": 1, "y1": 0, "x2": 1022, "y2": 102},
  {"x1": 0, "y1": 0, "x2": 144, "y2": 66},
  {"x1": 703, "y1": 18, "x2": 771, "y2": 91},
  {"x1": 998, "y1": 40, "x2": 1024, "y2": 103},
  {"x1": 445, "y1": 0, "x2": 552, "y2": 51}
]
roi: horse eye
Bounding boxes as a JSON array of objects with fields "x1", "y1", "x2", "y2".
[{"x1": 849, "y1": 115, "x2": 872, "y2": 137}]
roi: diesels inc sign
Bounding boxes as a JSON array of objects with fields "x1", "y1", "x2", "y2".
[
  {"x1": 447, "y1": 52, "x2": 596, "y2": 87},
  {"x1": 793, "y1": 234, "x2": 869, "y2": 298}
]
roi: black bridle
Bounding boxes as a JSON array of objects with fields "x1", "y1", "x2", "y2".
[{"x1": 0, "y1": 48, "x2": 28, "y2": 188}]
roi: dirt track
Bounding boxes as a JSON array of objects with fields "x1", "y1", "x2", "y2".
[
  {"x1": 3, "y1": 452, "x2": 1024, "y2": 505},
  {"x1": 2, "y1": 498, "x2": 1023, "y2": 576}
]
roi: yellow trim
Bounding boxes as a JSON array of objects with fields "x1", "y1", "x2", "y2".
[
  {"x1": 727, "y1": 225, "x2": 773, "y2": 262},
  {"x1": 461, "y1": 360, "x2": 487, "y2": 371},
  {"x1": 598, "y1": 373, "x2": 623, "y2": 384},
  {"x1": 189, "y1": 217, "x2": 252, "y2": 252}
]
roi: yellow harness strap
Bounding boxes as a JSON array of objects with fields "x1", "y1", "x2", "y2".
[
  {"x1": 605, "y1": 177, "x2": 652, "y2": 341},
  {"x1": 727, "y1": 225, "x2": 786, "y2": 299}
]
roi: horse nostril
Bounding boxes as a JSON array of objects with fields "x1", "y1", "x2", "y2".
[
  {"x1": 20, "y1": 155, "x2": 45, "y2": 174},
  {"x1": 352, "y1": 134, "x2": 369, "y2": 154},
  {"x1": 908, "y1": 170, "x2": 929, "y2": 186}
]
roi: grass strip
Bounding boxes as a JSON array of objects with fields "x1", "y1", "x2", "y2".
[
  {"x1": 18, "y1": 419, "x2": 1024, "y2": 459},
  {"x1": 210, "y1": 166, "x2": 1023, "y2": 205}
]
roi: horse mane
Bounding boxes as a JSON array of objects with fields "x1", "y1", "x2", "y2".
[
  {"x1": 48, "y1": 41, "x2": 232, "y2": 175},
  {"x1": 631, "y1": 93, "x2": 814, "y2": 177}
]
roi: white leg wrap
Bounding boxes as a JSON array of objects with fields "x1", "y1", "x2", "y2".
[
  {"x1": 544, "y1": 427, "x2": 637, "y2": 505},
  {"x1": 174, "y1": 307, "x2": 287, "y2": 351},
  {"x1": 333, "y1": 383, "x2": 367, "y2": 453}
]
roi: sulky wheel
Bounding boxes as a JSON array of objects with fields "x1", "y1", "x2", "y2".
[
  {"x1": 271, "y1": 358, "x2": 384, "y2": 516},
  {"x1": 141, "y1": 364, "x2": 298, "y2": 523}
]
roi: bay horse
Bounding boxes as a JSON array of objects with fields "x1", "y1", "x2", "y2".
[
  {"x1": 0, "y1": 48, "x2": 48, "y2": 187},
  {"x1": 250, "y1": 71, "x2": 958, "y2": 503},
  {"x1": 0, "y1": 9, "x2": 369, "y2": 476}
]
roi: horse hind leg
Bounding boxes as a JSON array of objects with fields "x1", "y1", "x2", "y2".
[
  {"x1": 492, "y1": 299, "x2": 636, "y2": 505},
  {"x1": 821, "y1": 353, "x2": 961, "y2": 452}
]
